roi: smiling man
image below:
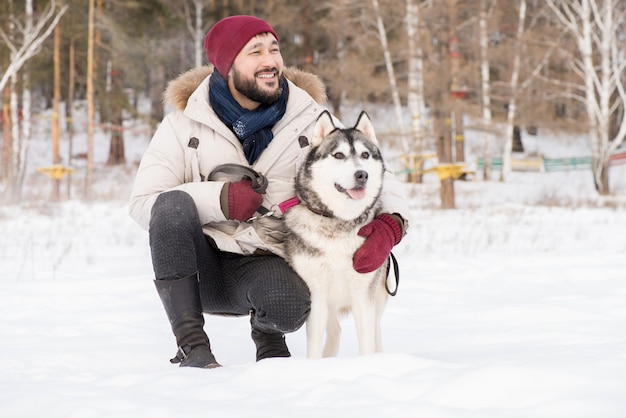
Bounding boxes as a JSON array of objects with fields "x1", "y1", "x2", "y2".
[{"x1": 129, "y1": 15, "x2": 410, "y2": 369}]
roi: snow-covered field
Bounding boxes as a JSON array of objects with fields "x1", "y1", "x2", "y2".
[{"x1": 1, "y1": 110, "x2": 626, "y2": 417}]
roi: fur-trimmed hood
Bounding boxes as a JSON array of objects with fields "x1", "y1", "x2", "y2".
[{"x1": 163, "y1": 66, "x2": 327, "y2": 112}]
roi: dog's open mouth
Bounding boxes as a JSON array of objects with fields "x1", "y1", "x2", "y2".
[{"x1": 335, "y1": 184, "x2": 366, "y2": 200}]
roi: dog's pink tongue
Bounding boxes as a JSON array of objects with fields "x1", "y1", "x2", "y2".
[{"x1": 346, "y1": 188, "x2": 366, "y2": 200}]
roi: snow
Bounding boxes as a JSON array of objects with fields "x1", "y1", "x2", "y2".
[{"x1": 1, "y1": 109, "x2": 626, "y2": 417}]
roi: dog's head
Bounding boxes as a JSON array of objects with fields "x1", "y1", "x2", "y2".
[{"x1": 297, "y1": 111, "x2": 384, "y2": 221}]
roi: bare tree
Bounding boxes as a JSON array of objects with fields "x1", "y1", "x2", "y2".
[
  {"x1": 0, "y1": 0, "x2": 67, "y2": 201},
  {"x1": 546, "y1": 0, "x2": 626, "y2": 194},
  {"x1": 0, "y1": 0, "x2": 67, "y2": 92}
]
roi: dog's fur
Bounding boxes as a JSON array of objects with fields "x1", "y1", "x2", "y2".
[{"x1": 284, "y1": 111, "x2": 389, "y2": 358}]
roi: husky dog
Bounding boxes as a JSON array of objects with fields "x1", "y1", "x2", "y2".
[{"x1": 284, "y1": 110, "x2": 389, "y2": 358}]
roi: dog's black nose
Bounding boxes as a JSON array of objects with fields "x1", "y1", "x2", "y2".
[{"x1": 354, "y1": 170, "x2": 368, "y2": 186}]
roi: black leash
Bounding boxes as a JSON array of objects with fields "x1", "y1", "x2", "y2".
[{"x1": 385, "y1": 252, "x2": 400, "y2": 296}]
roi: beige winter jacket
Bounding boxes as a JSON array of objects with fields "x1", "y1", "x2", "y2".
[{"x1": 129, "y1": 66, "x2": 409, "y2": 257}]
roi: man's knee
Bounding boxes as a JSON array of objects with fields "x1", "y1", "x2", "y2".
[
  {"x1": 150, "y1": 190, "x2": 198, "y2": 232},
  {"x1": 250, "y1": 272, "x2": 311, "y2": 334}
]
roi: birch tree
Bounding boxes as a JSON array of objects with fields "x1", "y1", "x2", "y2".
[
  {"x1": 184, "y1": 0, "x2": 209, "y2": 68},
  {"x1": 406, "y1": 0, "x2": 427, "y2": 181},
  {"x1": 500, "y1": 0, "x2": 526, "y2": 182},
  {"x1": 478, "y1": 0, "x2": 494, "y2": 180},
  {"x1": 546, "y1": 0, "x2": 626, "y2": 194}
]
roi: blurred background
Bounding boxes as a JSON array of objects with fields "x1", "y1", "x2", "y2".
[{"x1": 1, "y1": 0, "x2": 625, "y2": 205}]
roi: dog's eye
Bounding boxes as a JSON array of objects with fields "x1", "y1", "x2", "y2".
[
  {"x1": 333, "y1": 152, "x2": 345, "y2": 160},
  {"x1": 361, "y1": 152, "x2": 370, "y2": 159}
]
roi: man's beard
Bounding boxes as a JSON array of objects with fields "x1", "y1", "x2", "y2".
[{"x1": 232, "y1": 68, "x2": 284, "y2": 105}]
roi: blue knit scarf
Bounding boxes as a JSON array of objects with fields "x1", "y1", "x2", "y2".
[{"x1": 209, "y1": 71, "x2": 288, "y2": 164}]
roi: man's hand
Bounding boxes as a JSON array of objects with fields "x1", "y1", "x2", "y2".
[
  {"x1": 353, "y1": 214, "x2": 402, "y2": 274},
  {"x1": 221, "y1": 179, "x2": 264, "y2": 221}
]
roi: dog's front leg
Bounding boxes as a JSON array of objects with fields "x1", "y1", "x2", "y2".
[
  {"x1": 351, "y1": 296, "x2": 377, "y2": 356},
  {"x1": 322, "y1": 313, "x2": 341, "y2": 357},
  {"x1": 374, "y1": 285, "x2": 388, "y2": 353},
  {"x1": 306, "y1": 296, "x2": 328, "y2": 359}
]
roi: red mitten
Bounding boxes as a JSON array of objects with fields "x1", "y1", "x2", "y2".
[
  {"x1": 222, "y1": 180, "x2": 264, "y2": 221},
  {"x1": 353, "y1": 214, "x2": 402, "y2": 274}
]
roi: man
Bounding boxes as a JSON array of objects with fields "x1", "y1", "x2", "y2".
[{"x1": 129, "y1": 15, "x2": 409, "y2": 368}]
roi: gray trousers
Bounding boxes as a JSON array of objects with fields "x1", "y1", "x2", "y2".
[{"x1": 149, "y1": 190, "x2": 310, "y2": 334}]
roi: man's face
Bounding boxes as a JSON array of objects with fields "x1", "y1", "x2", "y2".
[{"x1": 228, "y1": 33, "x2": 284, "y2": 109}]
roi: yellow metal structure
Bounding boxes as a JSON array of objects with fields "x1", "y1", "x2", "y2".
[
  {"x1": 398, "y1": 153, "x2": 474, "y2": 181},
  {"x1": 423, "y1": 163, "x2": 473, "y2": 180},
  {"x1": 36, "y1": 165, "x2": 75, "y2": 180}
]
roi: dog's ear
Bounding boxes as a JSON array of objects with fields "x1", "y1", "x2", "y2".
[
  {"x1": 311, "y1": 110, "x2": 336, "y2": 147},
  {"x1": 354, "y1": 111, "x2": 378, "y2": 146}
]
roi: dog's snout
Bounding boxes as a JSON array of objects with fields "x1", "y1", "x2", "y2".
[{"x1": 355, "y1": 170, "x2": 368, "y2": 186}]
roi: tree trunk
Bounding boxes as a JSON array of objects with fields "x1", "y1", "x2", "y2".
[
  {"x1": 193, "y1": 0, "x2": 204, "y2": 68},
  {"x1": 434, "y1": 111, "x2": 455, "y2": 209},
  {"x1": 501, "y1": 0, "x2": 526, "y2": 182},
  {"x1": 454, "y1": 110, "x2": 464, "y2": 163},
  {"x1": 592, "y1": 158, "x2": 609, "y2": 194},
  {"x1": 2, "y1": 87, "x2": 11, "y2": 182},
  {"x1": 372, "y1": 0, "x2": 407, "y2": 151},
  {"x1": 86, "y1": 0, "x2": 96, "y2": 200},
  {"x1": 479, "y1": 0, "x2": 493, "y2": 180},
  {"x1": 149, "y1": 63, "x2": 165, "y2": 129},
  {"x1": 18, "y1": 0, "x2": 34, "y2": 200},
  {"x1": 448, "y1": 0, "x2": 464, "y2": 164},
  {"x1": 406, "y1": 0, "x2": 427, "y2": 183},
  {"x1": 107, "y1": 68, "x2": 126, "y2": 165},
  {"x1": 10, "y1": 73, "x2": 19, "y2": 201},
  {"x1": 67, "y1": 37, "x2": 75, "y2": 199},
  {"x1": 51, "y1": 24, "x2": 61, "y2": 201},
  {"x1": 300, "y1": 2, "x2": 313, "y2": 70},
  {"x1": 8, "y1": 0, "x2": 19, "y2": 201}
]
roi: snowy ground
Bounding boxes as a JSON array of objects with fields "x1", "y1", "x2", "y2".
[{"x1": 1, "y1": 111, "x2": 626, "y2": 417}]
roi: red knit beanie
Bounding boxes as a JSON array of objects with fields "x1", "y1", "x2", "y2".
[{"x1": 204, "y1": 15, "x2": 279, "y2": 76}]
